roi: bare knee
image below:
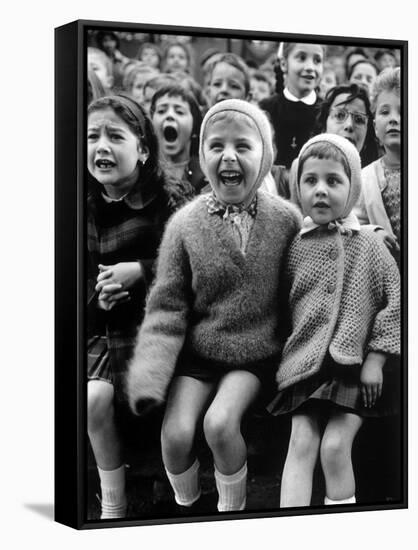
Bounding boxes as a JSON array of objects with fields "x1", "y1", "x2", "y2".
[
  {"x1": 320, "y1": 432, "x2": 347, "y2": 474},
  {"x1": 288, "y1": 417, "x2": 320, "y2": 462},
  {"x1": 87, "y1": 381, "x2": 115, "y2": 434},
  {"x1": 203, "y1": 408, "x2": 238, "y2": 452},
  {"x1": 161, "y1": 415, "x2": 196, "y2": 459}
]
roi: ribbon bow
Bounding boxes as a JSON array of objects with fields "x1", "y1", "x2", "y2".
[
  {"x1": 206, "y1": 193, "x2": 257, "y2": 219},
  {"x1": 300, "y1": 212, "x2": 361, "y2": 237}
]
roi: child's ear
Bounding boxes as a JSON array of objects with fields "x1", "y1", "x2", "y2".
[{"x1": 279, "y1": 57, "x2": 288, "y2": 74}]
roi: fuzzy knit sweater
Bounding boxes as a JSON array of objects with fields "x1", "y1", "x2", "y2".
[
  {"x1": 127, "y1": 191, "x2": 302, "y2": 412},
  {"x1": 276, "y1": 226, "x2": 400, "y2": 391}
]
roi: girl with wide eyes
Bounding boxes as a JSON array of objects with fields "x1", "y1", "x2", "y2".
[
  {"x1": 354, "y1": 67, "x2": 401, "y2": 264},
  {"x1": 259, "y1": 42, "x2": 325, "y2": 169},
  {"x1": 86, "y1": 95, "x2": 192, "y2": 520},
  {"x1": 269, "y1": 133, "x2": 400, "y2": 509}
]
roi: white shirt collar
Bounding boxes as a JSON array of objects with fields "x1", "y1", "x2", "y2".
[{"x1": 284, "y1": 87, "x2": 317, "y2": 105}]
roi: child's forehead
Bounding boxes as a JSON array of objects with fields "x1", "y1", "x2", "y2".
[
  {"x1": 212, "y1": 62, "x2": 245, "y2": 80},
  {"x1": 205, "y1": 111, "x2": 258, "y2": 135},
  {"x1": 290, "y1": 43, "x2": 323, "y2": 56},
  {"x1": 88, "y1": 108, "x2": 126, "y2": 127},
  {"x1": 155, "y1": 93, "x2": 190, "y2": 108}
]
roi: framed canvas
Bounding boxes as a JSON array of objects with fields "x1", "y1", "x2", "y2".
[{"x1": 55, "y1": 18, "x2": 407, "y2": 530}]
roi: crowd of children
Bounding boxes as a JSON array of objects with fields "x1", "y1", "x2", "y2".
[{"x1": 86, "y1": 30, "x2": 402, "y2": 520}]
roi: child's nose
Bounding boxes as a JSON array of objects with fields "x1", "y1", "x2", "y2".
[
  {"x1": 97, "y1": 136, "x2": 110, "y2": 152},
  {"x1": 315, "y1": 180, "x2": 328, "y2": 195},
  {"x1": 222, "y1": 145, "x2": 237, "y2": 161}
]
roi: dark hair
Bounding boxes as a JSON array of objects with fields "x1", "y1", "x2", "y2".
[
  {"x1": 347, "y1": 58, "x2": 378, "y2": 81},
  {"x1": 374, "y1": 49, "x2": 397, "y2": 63},
  {"x1": 150, "y1": 84, "x2": 202, "y2": 157},
  {"x1": 208, "y1": 53, "x2": 251, "y2": 95},
  {"x1": 274, "y1": 42, "x2": 326, "y2": 94},
  {"x1": 298, "y1": 141, "x2": 351, "y2": 184},
  {"x1": 95, "y1": 30, "x2": 120, "y2": 51},
  {"x1": 316, "y1": 83, "x2": 378, "y2": 167},
  {"x1": 344, "y1": 47, "x2": 368, "y2": 78},
  {"x1": 87, "y1": 95, "x2": 166, "y2": 196}
]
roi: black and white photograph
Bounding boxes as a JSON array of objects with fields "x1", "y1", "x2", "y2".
[
  {"x1": 54, "y1": 19, "x2": 406, "y2": 528},
  {"x1": 5, "y1": 1, "x2": 416, "y2": 548}
]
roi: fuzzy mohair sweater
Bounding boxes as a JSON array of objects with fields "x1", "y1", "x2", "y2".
[
  {"x1": 126, "y1": 191, "x2": 301, "y2": 413},
  {"x1": 276, "y1": 226, "x2": 400, "y2": 391}
]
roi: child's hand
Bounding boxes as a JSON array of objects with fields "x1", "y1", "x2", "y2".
[
  {"x1": 375, "y1": 228, "x2": 400, "y2": 254},
  {"x1": 97, "y1": 282, "x2": 130, "y2": 311},
  {"x1": 360, "y1": 352, "x2": 386, "y2": 408},
  {"x1": 96, "y1": 262, "x2": 144, "y2": 293}
]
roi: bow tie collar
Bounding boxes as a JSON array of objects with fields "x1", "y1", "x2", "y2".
[{"x1": 300, "y1": 212, "x2": 361, "y2": 237}]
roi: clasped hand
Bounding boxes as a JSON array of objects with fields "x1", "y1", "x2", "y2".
[{"x1": 95, "y1": 262, "x2": 143, "y2": 311}]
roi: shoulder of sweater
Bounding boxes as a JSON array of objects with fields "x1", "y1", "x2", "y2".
[{"x1": 259, "y1": 192, "x2": 303, "y2": 228}]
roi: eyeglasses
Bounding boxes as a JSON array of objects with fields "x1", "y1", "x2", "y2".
[{"x1": 329, "y1": 107, "x2": 368, "y2": 127}]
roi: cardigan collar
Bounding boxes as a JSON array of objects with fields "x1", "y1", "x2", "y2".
[{"x1": 98, "y1": 176, "x2": 157, "y2": 211}]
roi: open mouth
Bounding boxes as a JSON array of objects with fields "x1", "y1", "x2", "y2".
[
  {"x1": 95, "y1": 159, "x2": 116, "y2": 169},
  {"x1": 313, "y1": 202, "x2": 330, "y2": 209},
  {"x1": 163, "y1": 125, "x2": 178, "y2": 142},
  {"x1": 301, "y1": 74, "x2": 315, "y2": 80},
  {"x1": 219, "y1": 171, "x2": 243, "y2": 186},
  {"x1": 387, "y1": 129, "x2": 400, "y2": 135}
]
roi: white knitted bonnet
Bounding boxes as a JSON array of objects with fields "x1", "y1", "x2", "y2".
[
  {"x1": 199, "y1": 99, "x2": 274, "y2": 204},
  {"x1": 296, "y1": 133, "x2": 362, "y2": 219}
]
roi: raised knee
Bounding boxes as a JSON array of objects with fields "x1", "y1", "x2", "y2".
[
  {"x1": 203, "y1": 410, "x2": 236, "y2": 450},
  {"x1": 161, "y1": 419, "x2": 195, "y2": 457},
  {"x1": 87, "y1": 382, "x2": 114, "y2": 433}
]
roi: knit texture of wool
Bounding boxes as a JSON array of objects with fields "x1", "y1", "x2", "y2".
[
  {"x1": 127, "y1": 191, "x2": 301, "y2": 411},
  {"x1": 276, "y1": 227, "x2": 400, "y2": 391}
]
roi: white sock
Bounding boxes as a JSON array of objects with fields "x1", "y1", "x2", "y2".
[
  {"x1": 98, "y1": 464, "x2": 127, "y2": 519},
  {"x1": 165, "y1": 459, "x2": 201, "y2": 506},
  {"x1": 215, "y1": 462, "x2": 247, "y2": 512},
  {"x1": 324, "y1": 495, "x2": 356, "y2": 505}
]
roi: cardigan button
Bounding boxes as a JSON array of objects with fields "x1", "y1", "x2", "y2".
[
  {"x1": 329, "y1": 249, "x2": 338, "y2": 260},
  {"x1": 327, "y1": 282, "x2": 336, "y2": 294}
]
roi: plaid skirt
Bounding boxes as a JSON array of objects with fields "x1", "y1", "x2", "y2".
[
  {"x1": 87, "y1": 332, "x2": 137, "y2": 402},
  {"x1": 267, "y1": 354, "x2": 400, "y2": 418}
]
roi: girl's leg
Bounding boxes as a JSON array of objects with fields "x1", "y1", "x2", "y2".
[
  {"x1": 88, "y1": 380, "x2": 126, "y2": 519},
  {"x1": 203, "y1": 370, "x2": 261, "y2": 511},
  {"x1": 161, "y1": 376, "x2": 215, "y2": 506},
  {"x1": 320, "y1": 410, "x2": 363, "y2": 504},
  {"x1": 280, "y1": 410, "x2": 321, "y2": 507}
]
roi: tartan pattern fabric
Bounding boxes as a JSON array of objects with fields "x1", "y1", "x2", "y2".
[
  {"x1": 87, "y1": 186, "x2": 172, "y2": 385},
  {"x1": 268, "y1": 355, "x2": 399, "y2": 417}
]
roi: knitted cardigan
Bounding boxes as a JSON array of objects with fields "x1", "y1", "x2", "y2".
[
  {"x1": 276, "y1": 226, "x2": 400, "y2": 391},
  {"x1": 127, "y1": 190, "x2": 301, "y2": 411}
]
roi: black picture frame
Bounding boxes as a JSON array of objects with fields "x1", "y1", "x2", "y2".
[{"x1": 55, "y1": 18, "x2": 408, "y2": 530}]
